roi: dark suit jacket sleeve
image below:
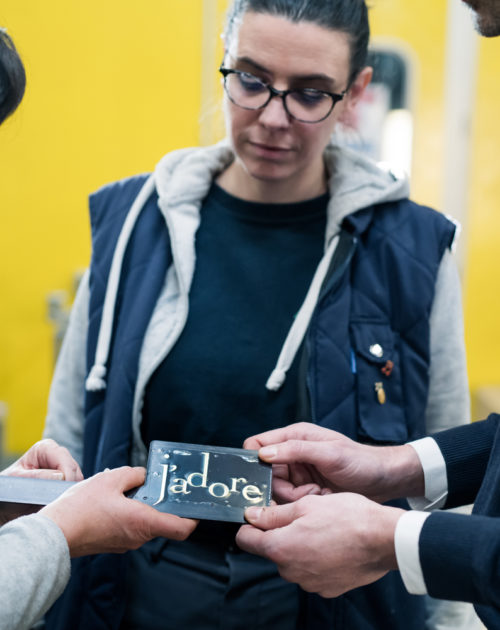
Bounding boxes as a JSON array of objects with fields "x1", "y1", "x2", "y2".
[
  {"x1": 418, "y1": 413, "x2": 500, "y2": 613},
  {"x1": 419, "y1": 510, "x2": 500, "y2": 610},
  {"x1": 432, "y1": 413, "x2": 499, "y2": 508}
]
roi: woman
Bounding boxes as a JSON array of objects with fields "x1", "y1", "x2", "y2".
[{"x1": 43, "y1": 1, "x2": 472, "y2": 629}]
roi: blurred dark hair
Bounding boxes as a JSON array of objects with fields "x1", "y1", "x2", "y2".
[
  {"x1": 0, "y1": 29, "x2": 26, "y2": 125},
  {"x1": 224, "y1": 0, "x2": 370, "y2": 86}
]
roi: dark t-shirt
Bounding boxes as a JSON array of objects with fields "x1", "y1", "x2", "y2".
[{"x1": 141, "y1": 182, "x2": 327, "y2": 449}]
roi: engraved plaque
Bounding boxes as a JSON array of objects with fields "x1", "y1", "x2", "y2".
[{"x1": 129, "y1": 441, "x2": 272, "y2": 523}]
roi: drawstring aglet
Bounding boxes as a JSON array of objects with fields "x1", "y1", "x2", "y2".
[
  {"x1": 85, "y1": 364, "x2": 107, "y2": 391},
  {"x1": 266, "y1": 368, "x2": 287, "y2": 392}
]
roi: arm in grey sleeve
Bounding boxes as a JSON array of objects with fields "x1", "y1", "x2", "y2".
[
  {"x1": 425, "y1": 249, "x2": 470, "y2": 434},
  {"x1": 43, "y1": 270, "x2": 90, "y2": 468},
  {"x1": 0, "y1": 514, "x2": 70, "y2": 630}
]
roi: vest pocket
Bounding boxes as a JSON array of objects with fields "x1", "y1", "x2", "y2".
[{"x1": 350, "y1": 322, "x2": 408, "y2": 443}]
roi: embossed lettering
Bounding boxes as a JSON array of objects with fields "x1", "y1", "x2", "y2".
[
  {"x1": 242, "y1": 485, "x2": 263, "y2": 503},
  {"x1": 151, "y1": 451, "x2": 266, "y2": 507},
  {"x1": 186, "y1": 452, "x2": 209, "y2": 488},
  {"x1": 153, "y1": 464, "x2": 170, "y2": 506},
  {"x1": 230, "y1": 477, "x2": 247, "y2": 493},
  {"x1": 170, "y1": 478, "x2": 191, "y2": 494},
  {"x1": 208, "y1": 482, "x2": 230, "y2": 498}
]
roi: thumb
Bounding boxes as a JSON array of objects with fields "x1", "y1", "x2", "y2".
[
  {"x1": 104, "y1": 466, "x2": 146, "y2": 492},
  {"x1": 146, "y1": 509, "x2": 199, "y2": 541},
  {"x1": 244, "y1": 502, "x2": 298, "y2": 531}
]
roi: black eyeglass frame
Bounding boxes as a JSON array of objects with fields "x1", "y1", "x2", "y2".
[{"x1": 219, "y1": 66, "x2": 347, "y2": 124}]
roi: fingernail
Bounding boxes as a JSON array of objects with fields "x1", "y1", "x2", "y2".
[
  {"x1": 259, "y1": 446, "x2": 277, "y2": 459},
  {"x1": 52, "y1": 472, "x2": 64, "y2": 480},
  {"x1": 245, "y1": 507, "x2": 263, "y2": 522}
]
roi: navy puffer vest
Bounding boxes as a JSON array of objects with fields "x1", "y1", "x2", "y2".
[{"x1": 46, "y1": 175, "x2": 455, "y2": 630}]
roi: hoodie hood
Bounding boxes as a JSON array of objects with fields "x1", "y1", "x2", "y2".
[
  {"x1": 323, "y1": 142, "x2": 410, "y2": 243},
  {"x1": 152, "y1": 139, "x2": 409, "y2": 245}
]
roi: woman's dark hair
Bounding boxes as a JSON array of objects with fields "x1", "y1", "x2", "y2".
[
  {"x1": 0, "y1": 29, "x2": 26, "y2": 125},
  {"x1": 224, "y1": 0, "x2": 370, "y2": 86}
]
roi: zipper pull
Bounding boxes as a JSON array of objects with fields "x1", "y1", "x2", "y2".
[{"x1": 375, "y1": 382, "x2": 386, "y2": 405}]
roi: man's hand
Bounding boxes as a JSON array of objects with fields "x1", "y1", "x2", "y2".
[
  {"x1": 40, "y1": 466, "x2": 198, "y2": 557},
  {"x1": 236, "y1": 493, "x2": 403, "y2": 598},
  {"x1": 244, "y1": 422, "x2": 424, "y2": 504},
  {"x1": 1, "y1": 439, "x2": 83, "y2": 481}
]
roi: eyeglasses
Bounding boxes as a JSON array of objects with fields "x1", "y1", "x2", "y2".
[{"x1": 219, "y1": 67, "x2": 346, "y2": 124}]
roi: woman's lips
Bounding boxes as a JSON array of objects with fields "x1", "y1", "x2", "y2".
[{"x1": 249, "y1": 141, "x2": 293, "y2": 158}]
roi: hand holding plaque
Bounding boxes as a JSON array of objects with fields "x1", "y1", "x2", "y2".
[{"x1": 0, "y1": 440, "x2": 272, "y2": 524}]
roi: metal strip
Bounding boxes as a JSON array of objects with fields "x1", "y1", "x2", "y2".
[
  {"x1": 0, "y1": 476, "x2": 76, "y2": 523},
  {"x1": 0, "y1": 476, "x2": 75, "y2": 506}
]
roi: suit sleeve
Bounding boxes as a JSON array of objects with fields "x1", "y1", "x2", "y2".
[
  {"x1": 419, "y1": 509, "x2": 500, "y2": 610},
  {"x1": 432, "y1": 413, "x2": 499, "y2": 508}
]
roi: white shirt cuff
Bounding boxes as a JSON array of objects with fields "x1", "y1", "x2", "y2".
[
  {"x1": 407, "y1": 437, "x2": 448, "y2": 510},
  {"x1": 395, "y1": 510, "x2": 431, "y2": 595}
]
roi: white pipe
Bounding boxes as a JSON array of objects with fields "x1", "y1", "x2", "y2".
[{"x1": 443, "y1": 0, "x2": 479, "y2": 278}]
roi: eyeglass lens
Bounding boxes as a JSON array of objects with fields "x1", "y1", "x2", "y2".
[{"x1": 225, "y1": 72, "x2": 335, "y2": 123}]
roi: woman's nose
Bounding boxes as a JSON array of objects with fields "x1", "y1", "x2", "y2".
[{"x1": 257, "y1": 94, "x2": 291, "y2": 129}]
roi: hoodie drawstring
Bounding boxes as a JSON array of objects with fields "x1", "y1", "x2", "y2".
[
  {"x1": 85, "y1": 175, "x2": 156, "y2": 392},
  {"x1": 266, "y1": 233, "x2": 340, "y2": 392}
]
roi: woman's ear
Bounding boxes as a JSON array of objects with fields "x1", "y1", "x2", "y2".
[{"x1": 339, "y1": 66, "x2": 373, "y2": 122}]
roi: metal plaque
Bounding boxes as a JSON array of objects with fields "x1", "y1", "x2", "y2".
[{"x1": 128, "y1": 441, "x2": 272, "y2": 522}]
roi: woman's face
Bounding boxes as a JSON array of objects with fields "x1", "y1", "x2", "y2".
[{"x1": 222, "y1": 11, "x2": 370, "y2": 199}]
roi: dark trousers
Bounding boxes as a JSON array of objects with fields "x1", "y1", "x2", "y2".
[{"x1": 120, "y1": 531, "x2": 300, "y2": 630}]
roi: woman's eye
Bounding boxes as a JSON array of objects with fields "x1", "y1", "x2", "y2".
[
  {"x1": 292, "y1": 89, "x2": 327, "y2": 107},
  {"x1": 237, "y1": 73, "x2": 267, "y2": 93}
]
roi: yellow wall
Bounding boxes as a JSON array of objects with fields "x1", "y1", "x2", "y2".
[
  {"x1": 1, "y1": 0, "x2": 500, "y2": 454},
  {"x1": 0, "y1": 1, "x2": 204, "y2": 451},
  {"x1": 464, "y1": 35, "x2": 500, "y2": 394}
]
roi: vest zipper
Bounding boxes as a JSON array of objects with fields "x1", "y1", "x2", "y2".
[{"x1": 300, "y1": 231, "x2": 358, "y2": 422}]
